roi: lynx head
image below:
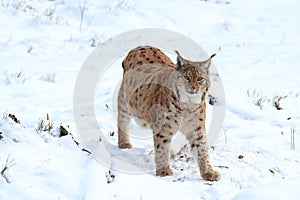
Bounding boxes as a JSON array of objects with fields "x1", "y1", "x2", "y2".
[{"x1": 174, "y1": 50, "x2": 215, "y2": 102}]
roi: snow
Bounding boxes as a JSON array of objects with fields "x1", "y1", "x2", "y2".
[
  {"x1": 232, "y1": 177, "x2": 300, "y2": 200},
  {"x1": 1, "y1": 0, "x2": 300, "y2": 199}
]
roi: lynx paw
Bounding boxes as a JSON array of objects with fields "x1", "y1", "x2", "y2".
[
  {"x1": 118, "y1": 142, "x2": 132, "y2": 149},
  {"x1": 156, "y1": 166, "x2": 173, "y2": 177},
  {"x1": 202, "y1": 170, "x2": 221, "y2": 181}
]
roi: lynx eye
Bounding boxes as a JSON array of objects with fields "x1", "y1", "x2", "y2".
[
  {"x1": 183, "y1": 76, "x2": 190, "y2": 81},
  {"x1": 197, "y1": 77, "x2": 205, "y2": 83}
]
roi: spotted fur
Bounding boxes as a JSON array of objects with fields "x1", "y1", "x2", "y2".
[{"x1": 118, "y1": 46, "x2": 220, "y2": 181}]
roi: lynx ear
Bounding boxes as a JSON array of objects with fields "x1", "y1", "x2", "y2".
[
  {"x1": 175, "y1": 50, "x2": 187, "y2": 69},
  {"x1": 202, "y1": 53, "x2": 216, "y2": 73}
]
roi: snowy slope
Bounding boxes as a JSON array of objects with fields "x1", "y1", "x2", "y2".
[{"x1": 1, "y1": 0, "x2": 300, "y2": 199}]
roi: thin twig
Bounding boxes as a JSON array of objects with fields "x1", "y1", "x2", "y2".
[
  {"x1": 291, "y1": 125, "x2": 296, "y2": 150},
  {"x1": 78, "y1": 0, "x2": 87, "y2": 30},
  {"x1": 1, "y1": 155, "x2": 15, "y2": 184}
]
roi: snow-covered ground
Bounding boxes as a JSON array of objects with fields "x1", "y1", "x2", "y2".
[{"x1": 1, "y1": 0, "x2": 300, "y2": 199}]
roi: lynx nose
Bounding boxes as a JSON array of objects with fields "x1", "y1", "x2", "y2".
[
  {"x1": 190, "y1": 86, "x2": 197, "y2": 94},
  {"x1": 191, "y1": 84, "x2": 198, "y2": 92}
]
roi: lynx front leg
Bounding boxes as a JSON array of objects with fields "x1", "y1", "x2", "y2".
[
  {"x1": 153, "y1": 129, "x2": 173, "y2": 176},
  {"x1": 185, "y1": 126, "x2": 220, "y2": 181},
  {"x1": 151, "y1": 109, "x2": 176, "y2": 176}
]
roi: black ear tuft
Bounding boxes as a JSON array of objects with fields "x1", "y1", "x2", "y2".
[
  {"x1": 202, "y1": 53, "x2": 216, "y2": 73},
  {"x1": 175, "y1": 50, "x2": 185, "y2": 69}
]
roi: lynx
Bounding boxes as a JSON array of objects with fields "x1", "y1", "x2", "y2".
[{"x1": 117, "y1": 46, "x2": 220, "y2": 181}]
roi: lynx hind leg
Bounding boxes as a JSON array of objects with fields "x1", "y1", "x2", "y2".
[{"x1": 117, "y1": 88, "x2": 132, "y2": 149}]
